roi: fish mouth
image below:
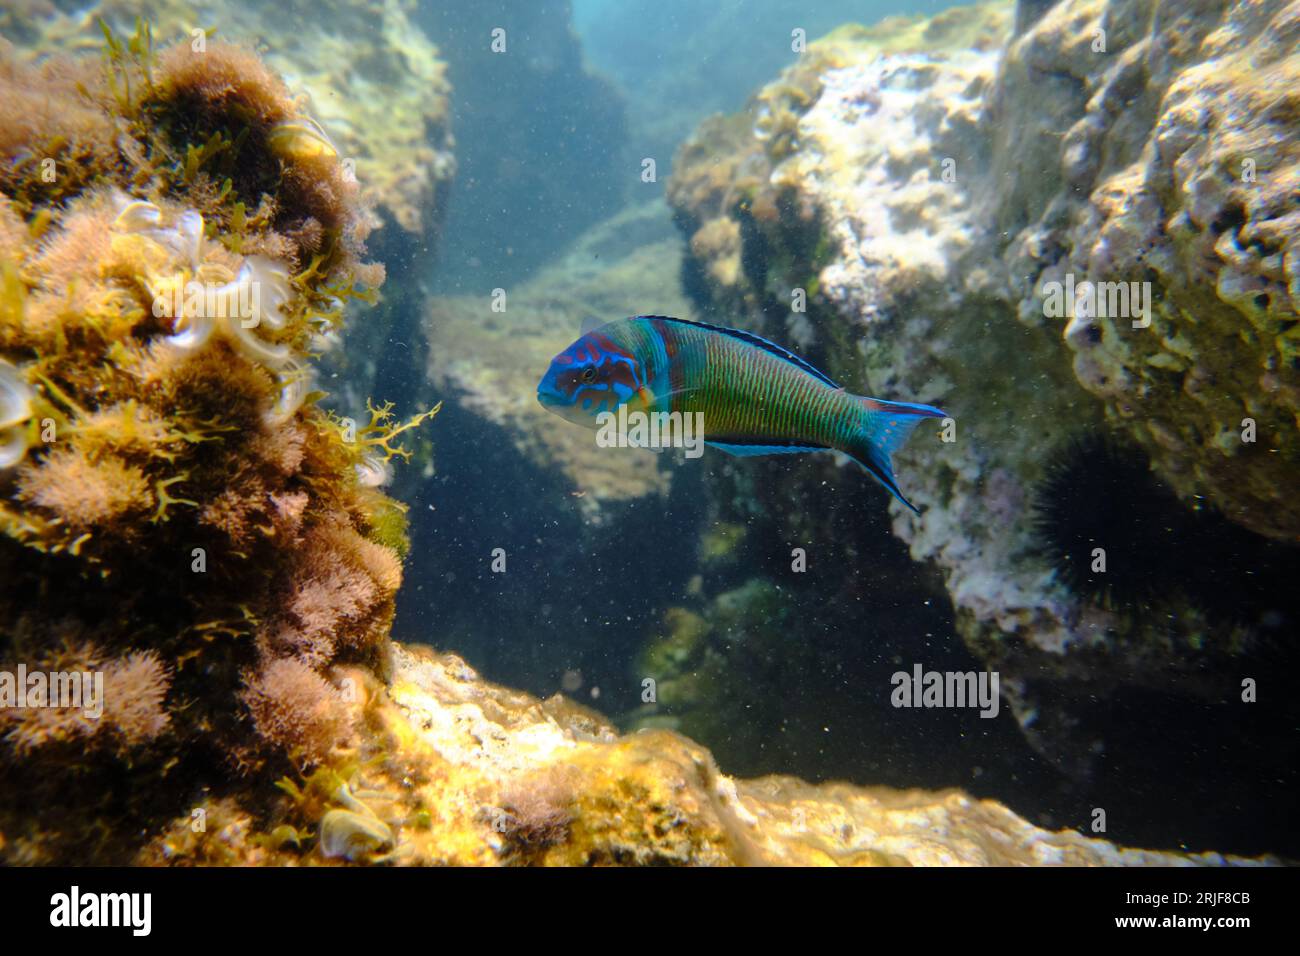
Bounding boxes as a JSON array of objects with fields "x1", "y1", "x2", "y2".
[
  {"x1": 537, "y1": 391, "x2": 593, "y2": 427},
  {"x1": 537, "y1": 389, "x2": 572, "y2": 416}
]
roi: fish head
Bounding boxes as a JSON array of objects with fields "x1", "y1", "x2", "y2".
[{"x1": 537, "y1": 330, "x2": 645, "y2": 427}]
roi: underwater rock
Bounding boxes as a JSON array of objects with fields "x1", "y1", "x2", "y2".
[
  {"x1": 992, "y1": 0, "x2": 1300, "y2": 542},
  {"x1": 0, "y1": 9, "x2": 1284, "y2": 868},
  {"x1": 417, "y1": 0, "x2": 627, "y2": 283},
  {"x1": 624, "y1": 578, "x2": 846, "y2": 775},
  {"x1": 664, "y1": 0, "x2": 1300, "y2": 777},
  {"x1": 137, "y1": 642, "x2": 1275, "y2": 866},
  {"x1": 579, "y1": 0, "x2": 986, "y2": 187},
  {"x1": 0, "y1": 28, "x2": 434, "y2": 863},
  {"x1": 2, "y1": 2, "x2": 457, "y2": 461},
  {"x1": 3, "y1": 0, "x2": 455, "y2": 237}
]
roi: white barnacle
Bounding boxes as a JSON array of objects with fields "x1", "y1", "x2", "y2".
[
  {"x1": 318, "y1": 808, "x2": 393, "y2": 861},
  {"x1": 309, "y1": 327, "x2": 343, "y2": 354},
  {"x1": 0, "y1": 358, "x2": 34, "y2": 469},
  {"x1": 242, "y1": 256, "x2": 292, "y2": 333},
  {"x1": 173, "y1": 209, "x2": 206, "y2": 269},
  {"x1": 306, "y1": 308, "x2": 344, "y2": 355},
  {"x1": 162, "y1": 306, "x2": 215, "y2": 353},
  {"x1": 156, "y1": 254, "x2": 293, "y2": 368},
  {"x1": 267, "y1": 115, "x2": 340, "y2": 163},
  {"x1": 113, "y1": 196, "x2": 206, "y2": 266}
]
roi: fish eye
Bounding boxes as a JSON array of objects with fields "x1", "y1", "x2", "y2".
[{"x1": 580, "y1": 367, "x2": 597, "y2": 384}]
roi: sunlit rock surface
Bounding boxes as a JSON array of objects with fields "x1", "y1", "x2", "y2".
[{"x1": 141, "y1": 642, "x2": 1274, "y2": 866}]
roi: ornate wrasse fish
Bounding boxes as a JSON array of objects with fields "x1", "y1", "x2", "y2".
[{"x1": 537, "y1": 315, "x2": 947, "y2": 514}]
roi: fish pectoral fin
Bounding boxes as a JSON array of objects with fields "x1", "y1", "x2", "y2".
[
  {"x1": 635, "y1": 384, "x2": 700, "y2": 411},
  {"x1": 657, "y1": 385, "x2": 701, "y2": 401},
  {"x1": 706, "y1": 440, "x2": 828, "y2": 457}
]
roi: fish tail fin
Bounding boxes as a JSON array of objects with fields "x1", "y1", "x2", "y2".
[{"x1": 844, "y1": 396, "x2": 947, "y2": 515}]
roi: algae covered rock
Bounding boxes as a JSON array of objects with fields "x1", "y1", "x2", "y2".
[
  {"x1": 1, "y1": 2, "x2": 457, "y2": 432},
  {"x1": 2, "y1": 0, "x2": 454, "y2": 237},
  {"x1": 0, "y1": 25, "x2": 436, "y2": 864},
  {"x1": 0, "y1": 5, "x2": 1286, "y2": 869},
  {"x1": 664, "y1": 0, "x2": 1299, "y2": 778},
  {"x1": 138, "y1": 642, "x2": 1273, "y2": 866},
  {"x1": 994, "y1": 0, "x2": 1300, "y2": 540}
]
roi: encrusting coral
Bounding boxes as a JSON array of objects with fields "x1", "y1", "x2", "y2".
[{"x1": 0, "y1": 24, "x2": 435, "y2": 863}]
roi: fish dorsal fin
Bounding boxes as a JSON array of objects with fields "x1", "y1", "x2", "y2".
[
  {"x1": 579, "y1": 314, "x2": 608, "y2": 336},
  {"x1": 636, "y1": 314, "x2": 839, "y2": 388}
]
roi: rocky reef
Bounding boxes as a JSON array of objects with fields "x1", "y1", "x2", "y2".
[
  {"x1": 0, "y1": 25, "x2": 434, "y2": 863},
  {"x1": 665, "y1": 0, "x2": 1300, "y2": 781},
  {"x1": 2, "y1": 0, "x2": 455, "y2": 237},
  {"x1": 138, "y1": 641, "x2": 1271, "y2": 866},
  {"x1": 1, "y1": 1, "x2": 458, "y2": 451},
  {"x1": 994, "y1": 0, "x2": 1300, "y2": 541},
  {"x1": 0, "y1": 12, "x2": 1284, "y2": 867},
  {"x1": 578, "y1": 0, "x2": 900, "y2": 185}
]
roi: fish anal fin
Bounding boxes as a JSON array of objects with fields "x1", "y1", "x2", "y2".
[{"x1": 707, "y1": 439, "x2": 828, "y2": 458}]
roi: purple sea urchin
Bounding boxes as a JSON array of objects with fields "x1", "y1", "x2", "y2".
[{"x1": 1031, "y1": 432, "x2": 1300, "y2": 632}]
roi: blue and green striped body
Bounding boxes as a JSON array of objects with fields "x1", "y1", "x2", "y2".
[{"x1": 537, "y1": 315, "x2": 946, "y2": 513}]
